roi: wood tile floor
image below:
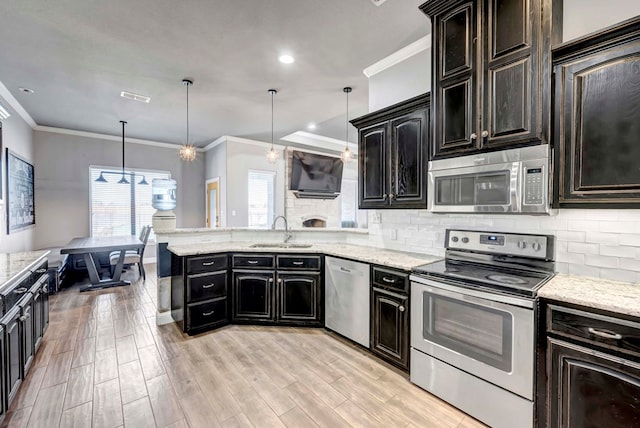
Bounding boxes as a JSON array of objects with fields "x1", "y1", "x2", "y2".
[{"x1": 1, "y1": 264, "x2": 486, "y2": 428}]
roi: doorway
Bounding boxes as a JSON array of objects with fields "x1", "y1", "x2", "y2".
[{"x1": 206, "y1": 177, "x2": 220, "y2": 228}]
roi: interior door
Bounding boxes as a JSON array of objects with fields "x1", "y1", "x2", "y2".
[{"x1": 206, "y1": 179, "x2": 220, "y2": 228}]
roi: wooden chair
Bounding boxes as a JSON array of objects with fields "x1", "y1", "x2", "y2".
[{"x1": 110, "y1": 225, "x2": 151, "y2": 281}]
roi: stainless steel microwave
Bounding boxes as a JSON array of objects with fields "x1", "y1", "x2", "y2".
[{"x1": 427, "y1": 145, "x2": 550, "y2": 214}]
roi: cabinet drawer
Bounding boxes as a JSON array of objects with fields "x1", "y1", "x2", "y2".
[
  {"x1": 277, "y1": 255, "x2": 321, "y2": 270},
  {"x1": 232, "y1": 254, "x2": 275, "y2": 269},
  {"x1": 547, "y1": 305, "x2": 640, "y2": 358},
  {"x1": 187, "y1": 272, "x2": 227, "y2": 303},
  {"x1": 187, "y1": 254, "x2": 227, "y2": 274},
  {"x1": 372, "y1": 266, "x2": 408, "y2": 293},
  {"x1": 187, "y1": 299, "x2": 227, "y2": 330}
]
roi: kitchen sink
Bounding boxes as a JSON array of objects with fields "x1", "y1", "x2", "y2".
[{"x1": 249, "y1": 243, "x2": 313, "y2": 249}]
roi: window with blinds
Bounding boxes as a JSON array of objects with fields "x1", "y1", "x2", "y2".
[
  {"x1": 90, "y1": 167, "x2": 170, "y2": 239},
  {"x1": 248, "y1": 170, "x2": 275, "y2": 228}
]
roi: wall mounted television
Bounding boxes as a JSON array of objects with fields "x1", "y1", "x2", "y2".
[{"x1": 290, "y1": 150, "x2": 343, "y2": 198}]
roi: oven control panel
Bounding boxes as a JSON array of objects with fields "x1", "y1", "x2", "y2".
[{"x1": 446, "y1": 229, "x2": 553, "y2": 259}]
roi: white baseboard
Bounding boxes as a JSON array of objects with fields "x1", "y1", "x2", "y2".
[{"x1": 156, "y1": 311, "x2": 174, "y2": 326}]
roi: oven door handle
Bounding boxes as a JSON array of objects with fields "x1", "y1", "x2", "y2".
[{"x1": 410, "y1": 276, "x2": 534, "y2": 309}]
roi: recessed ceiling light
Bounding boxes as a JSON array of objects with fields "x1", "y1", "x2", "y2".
[
  {"x1": 307, "y1": 123, "x2": 316, "y2": 130},
  {"x1": 120, "y1": 91, "x2": 151, "y2": 103},
  {"x1": 18, "y1": 87, "x2": 34, "y2": 94},
  {"x1": 279, "y1": 54, "x2": 295, "y2": 64}
]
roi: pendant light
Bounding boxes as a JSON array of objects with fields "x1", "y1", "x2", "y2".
[
  {"x1": 341, "y1": 87, "x2": 353, "y2": 163},
  {"x1": 266, "y1": 89, "x2": 278, "y2": 164},
  {"x1": 94, "y1": 121, "x2": 148, "y2": 185},
  {"x1": 179, "y1": 79, "x2": 197, "y2": 162}
]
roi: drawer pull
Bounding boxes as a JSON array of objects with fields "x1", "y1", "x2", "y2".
[
  {"x1": 588, "y1": 327, "x2": 622, "y2": 340},
  {"x1": 382, "y1": 277, "x2": 396, "y2": 283},
  {"x1": 339, "y1": 267, "x2": 351, "y2": 273},
  {"x1": 399, "y1": 306, "x2": 405, "y2": 312},
  {"x1": 247, "y1": 260, "x2": 259, "y2": 264},
  {"x1": 292, "y1": 261, "x2": 304, "y2": 266},
  {"x1": 42, "y1": 285, "x2": 48, "y2": 293},
  {"x1": 14, "y1": 287, "x2": 28, "y2": 295},
  {"x1": 202, "y1": 310, "x2": 215, "y2": 316},
  {"x1": 202, "y1": 261, "x2": 216, "y2": 266},
  {"x1": 202, "y1": 283, "x2": 216, "y2": 289},
  {"x1": 36, "y1": 269, "x2": 47, "y2": 274}
]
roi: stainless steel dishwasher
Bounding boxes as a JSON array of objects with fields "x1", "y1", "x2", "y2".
[{"x1": 324, "y1": 256, "x2": 370, "y2": 348}]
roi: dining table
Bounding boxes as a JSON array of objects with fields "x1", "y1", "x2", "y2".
[{"x1": 60, "y1": 235, "x2": 144, "y2": 292}]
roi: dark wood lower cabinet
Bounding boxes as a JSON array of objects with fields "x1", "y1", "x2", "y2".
[
  {"x1": 277, "y1": 272, "x2": 321, "y2": 324},
  {"x1": 18, "y1": 293, "x2": 35, "y2": 376},
  {"x1": 548, "y1": 338, "x2": 640, "y2": 428},
  {"x1": 371, "y1": 287, "x2": 409, "y2": 370},
  {"x1": 2, "y1": 306, "x2": 22, "y2": 407},
  {"x1": 232, "y1": 271, "x2": 275, "y2": 322}
]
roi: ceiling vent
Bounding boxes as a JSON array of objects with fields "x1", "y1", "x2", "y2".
[
  {"x1": 120, "y1": 91, "x2": 151, "y2": 103},
  {"x1": 370, "y1": 0, "x2": 388, "y2": 6}
]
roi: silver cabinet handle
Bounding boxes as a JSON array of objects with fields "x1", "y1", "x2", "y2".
[
  {"x1": 339, "y1": 267, "x2": 351, "y2": 273},
  {"x1": 470, "y1": 133, "x2": 477, "y2": 140},
  {"x1": 399, "y1": 306, "x2": 405, "y2": 312},
  {"x1": 202, "y1": 310, "x2": 215, "y2": 316},
  {"x1": 202, "y1": 283, "x2": 216, "y2": 289},
  {"x1": 14, "y1": 287, "x2": 28, "y2": 295},
  {"x1": 269, "y1": 278, "x2": 274, "y2": 283},
  {"x1": 19, "y1": 315, "x2": 27, "y2": 322},
  {"x1": 481, "y1": 130, "x2": 489, "y2": 138},
  {"x1": 42, "y1": 285, "x2": 48, "y2": 293},
  {"x1": 588, "y1": 327, "x2": 622, "y2": 340},
  {"x1": 382, "y1": 277, "x2": 396, "y2": 283},
  {"x1": 36, "y1": 269, "x2": 47, "y2": 274},
  {"x1": 390, "y1": 193, "x2": 396, "y2": 199},
  {"x1": 382, "y1": 194, "x2": 388, "y2": 200},
  {"x1": 277, "y1": 278, "x2": 282, "y2": 283},
  {"x1": 202, "y1": 261, "x2": 216, "y2": 266},
  {"x1": 292, "y1": 261, "x2": 304, "y2": 266},
  {"x1": 247, "y1": 260, "x2": 259, "y2": 264}
]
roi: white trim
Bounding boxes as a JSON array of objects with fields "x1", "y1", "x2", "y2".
[
  {"x1": 0, "y1": 81, "x2": 37, "y2": 127},
  {"x1": 281, "y1": 131, "x2": 358, "y2": 155},
  {"x1": 156, "y1": 311, "x2": 174, "y2": 325},
  {"x1": 203, "y1": 135, "x2": 286, "y2": 152},
  {"x1": 205, "y1": 177, "x2": 221, "y2": 229},
  {"x1": 363, "y1": 35, "x2": 432, "y2": 78},
  {"x1": 34, "y1": 125, "x2": 205, "y2": 150}
]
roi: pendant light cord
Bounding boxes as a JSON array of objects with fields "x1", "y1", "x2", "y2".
[
  {"x1": 121, "y1": 120, "x2": 126, "y2": 175},
  {"x1": 270, "y1": 90, "x2": 275, "y2": 149},
  {"x1": 345, "y1": 90, "x2": 349, "y2": 147},
  {"x1": 186, "y1": 82, "x2": 190, "y2": 146}
]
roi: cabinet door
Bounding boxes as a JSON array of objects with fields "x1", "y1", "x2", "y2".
[
  {"x1": 371, "y1": 288, "x2": 409, "y2": 369},
  {"x1": 4, "y1": 310, "x2": 22, "y2": 406},
  {"x1": 232, "y1": 271, "x2": 275, "y2": 322},
  {"x1": 389, "y1": 109, "x2": 428, "y2": 208},
  {"x1": 32, "y1": 285, "x2": 44, "y2": 351},
  {"x1": 556, "y1": 40, "x2": 640, "y2": 206},
  {"x1": 483, "y1": 0, "x2": 542, "y2": 148},
  {"x1": 432, "y1": 1, "x2": 479, "y2": 158},
  {"x1": 548, "y1": 338, "x2": 640, "y2": 428},
  {"x1": 277, "y1": 272, "x2": 321, "y2": 324},
  {"x1": 358, "y1": 122, "x2": 389, "y2": 208}
]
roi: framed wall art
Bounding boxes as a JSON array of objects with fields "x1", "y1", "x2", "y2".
[{"x1": 6, "y1": 149, "x2": 35, "y2": 233}]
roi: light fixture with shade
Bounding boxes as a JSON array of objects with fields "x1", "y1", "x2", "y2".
[
  {"x1": 267, "y1": 89, "x2": 278, "y2": 164},
  {"x1": 179, "y1": 79, "x2": 197, "y2": 162},
  {"x1": 94, "y1": 121, "x2": 148, "y2": 185},
  {"x1": 341, "y1": 86, "x2": 353, "y2": 163}
]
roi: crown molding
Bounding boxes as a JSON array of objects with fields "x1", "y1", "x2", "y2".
[
  {"x1": 203, "y1": 135, "x2": 286, "y2": 152},
  {"x1": 363, "y1": 35, "x2": 431, "y2": 78},
  {"x1": 34, "y1": 125, "x2": 204, "y2": 151},
  {"x1": 0, "y1": 81, "x2": 37, "y2": 127}
]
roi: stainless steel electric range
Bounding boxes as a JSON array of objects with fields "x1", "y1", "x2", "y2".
[{"x1": 410, "y1": 229, "x2": 555, "y2": 428}]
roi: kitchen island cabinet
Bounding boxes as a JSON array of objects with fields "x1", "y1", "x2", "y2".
[{"x1": 420, "y1": 0, "x2": 562, "y2": 159}]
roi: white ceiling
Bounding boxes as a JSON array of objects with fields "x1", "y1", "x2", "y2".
[{"x1": 0, "y1": 0, "x2": 430, "y2": 149}]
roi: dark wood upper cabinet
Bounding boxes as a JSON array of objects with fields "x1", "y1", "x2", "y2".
[
  {"x1": 553, "y1": 17, "x2": 640, "y2": 207},
  {"x1": 421, "y1": 0, "x2": 562, "y2": 159},
  {"x1": 351, "y1": 93, "x2": 430, "y2": 209}
]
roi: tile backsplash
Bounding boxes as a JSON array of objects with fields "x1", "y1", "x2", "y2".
[{"x1": 367, "y1": 209, "x2": 640, "y2": 283}]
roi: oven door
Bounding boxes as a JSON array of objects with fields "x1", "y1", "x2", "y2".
[{"x1": 410, "y1": 276, "x2": 535, "y2": 399}]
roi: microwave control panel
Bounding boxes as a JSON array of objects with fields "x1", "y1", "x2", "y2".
[{"x1": 524, "y1": 167, "x2": 544, "y2": 205}]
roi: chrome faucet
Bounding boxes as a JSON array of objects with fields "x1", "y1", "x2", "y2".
[{"x1": 272, "y1": 215, "x2": 292, "y2": 243}]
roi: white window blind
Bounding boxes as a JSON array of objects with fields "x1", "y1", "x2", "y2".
[
  {"x1": 341, "y1": 178, "x2": 358, "y2": 228},
  {"x1": 248, "y1": 170, "x2": 275, "y2": 228},
  {"x1": 90, "y1": 167, "x2": 170, "y2": 239}
]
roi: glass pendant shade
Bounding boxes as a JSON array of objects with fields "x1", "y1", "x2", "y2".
[
  {"x1": 180, "y1": 79, "x2": 196, "y2": 162},
  {"x1": 266, "y1": 89, "x2": 278, "y2": 163},
  {"x1": 342, "y1": 86, "x2": 353, "y2": 163}
]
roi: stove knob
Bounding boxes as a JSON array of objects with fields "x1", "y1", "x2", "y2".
[
  {"x1": 461, "y1": 237, "x2": 469, "y2": 244},
  {"x1": 532, "y1": 242, "x2": 542, "y2": 252},
  {"x1": 451, "y1": 236, "x2": 459, "y2": 243},
  {"x1": 517, "y1": 241, "x2": 527, "y2": 249}
]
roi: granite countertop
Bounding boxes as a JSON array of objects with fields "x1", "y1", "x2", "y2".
[
  {"x1": 538, "y1": 274, "x2": 640, "y2": 318},
  {"x1": 167, "y1": 242, "x2": 440, "y2": 271},
  {"x1": 0, "y1": 251, "x2": 50, "y2": 286},
  {"x1": 158, "y1": 227, "x2": 369, "y2": 235}
]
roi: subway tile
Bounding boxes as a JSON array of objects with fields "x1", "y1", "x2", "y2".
[
  {"x1": 582, "y1": 210, "x2": 619, "y2": 221},
  {"x1": 599, "y1": 245, "x2": 637, "y2": 258},
  {"x1": 569, "y1": 264, "x2": 600, "y2": 278},
  {"x1": 555, "y1": 262, "x2": 569, "y2": 274},
  {"x1": 556, "y1": 231, "x2": 586, "y2": 242},
  {"x1": 567, "y1": 242, "x2": 599, "y2": 255},
  {"x1": 600, "y1": 221, "x2": 640, "y2": 234},
  {"x1": 567, "y1": 220, "x2": 600, "y2": 232},
  {"x1": 619, "y1": 258, "x2": 640, "y2": 272},
  {"x1": 586, "y1": 232, "x2": 620, "y2": 245},
  {"x1": 620, "y1": 234, "x2": 640, "y2": 246},
  {"x1": 600, "y1": 268, "x2": 638, "y2": 283},
  {"x1": 585, "y1": 254, "x2": 619, "y2": 269},
  {"x1": 556, "y1": 251, "x2": 585, "y2": 264}
]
